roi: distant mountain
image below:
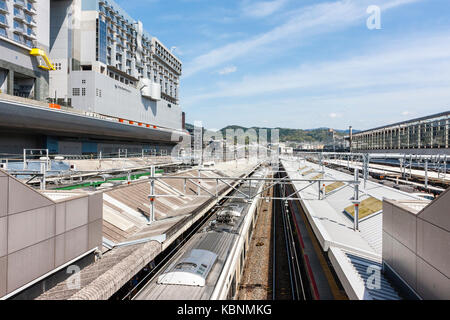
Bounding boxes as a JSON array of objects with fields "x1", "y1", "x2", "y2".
[
  {"x1": 185, "y1": 123, "x2": 360, "y2": 143},
  {"x1": 220, "y1": 126, "x2": 351, "y2": 143}
]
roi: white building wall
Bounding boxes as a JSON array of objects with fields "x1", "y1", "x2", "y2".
[
  {"x1": 35, "y1": 0, "x2": 50, "y2": 49},
  {"x1": 79, "y1": 10, "x2": 97, "y2": 64},
  {"x1": 70, "y1": 70, "x2": 182, "y2": 130},
  {"x1": 383, "y1": 194, "x2": 450, "y2": 300},
  {"x1": 49, "y1": 0, "x2": 72, "y2": 100}
]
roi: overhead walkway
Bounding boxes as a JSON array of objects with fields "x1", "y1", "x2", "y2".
[{"x1": 29, "y1": 48, "x2": 55, "y2": 71}]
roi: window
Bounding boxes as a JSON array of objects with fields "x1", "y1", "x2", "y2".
[
  {"x1": 0, "y1": 27, "x2": 6, "y2": 37},
  {"x1": 25, "y1": 13, "x2": 32, "y2": 24},
  {"x1": 13, "y1": 20, "x2": 23, "y2": 30},
  {"x1": 82, "y1": 79, "x2": 86, "y2": 84},
  {"x1": 72, "y1": 88, "x2": 80, "y2": 96},
  {"x1": 0, "y1": 14, "x2": 7, "y2": 25},
  {"x1": 97, "y1": 19, "x2": 107, "y2": 63},
  {"x1": 82, "y1": 88, "x2": 86, "y2": 96}
]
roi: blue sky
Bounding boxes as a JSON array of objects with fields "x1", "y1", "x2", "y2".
[{"x1": 116, "y1": 0, "x2": 450, "y2": 130}]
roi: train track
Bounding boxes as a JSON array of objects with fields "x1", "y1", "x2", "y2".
[{"x1": 272, "y1": 169, "x2": 310, "y2": 300}]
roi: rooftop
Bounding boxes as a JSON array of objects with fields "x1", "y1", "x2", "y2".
[
  {"x1": 35, "y1": 160, "x2": 261, "y2": 300},
  {"x1": 281, "y1": 157, "x2": 427, "y2": 299}
]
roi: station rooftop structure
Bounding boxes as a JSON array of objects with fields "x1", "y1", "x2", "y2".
[
  {"x1": 280, "y1": 157, "x2": 431, "y2": 300},
  {"x1": 134, "y1": 167, "x2": 268, "y2": 300},
  {"x1": 34, "y1": 160, "x2": 261, "y2": 300},
  {"x1": 348, "y1": 111, "x2": 450, "y2": 154}
]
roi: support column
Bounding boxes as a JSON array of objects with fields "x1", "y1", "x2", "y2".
[
  {"x1": 407, "y1": 126, "x2": 410, "y2": 149},
  {"x1": 445, "y1": 116, "x2": 448, "y2": 149},
  {"x1": 34, "y1": 75, "x2": 40, "y2": 101},
  {"x1": 149, "y1": 166, "x2": 155, "y2": 224},
  {"x1": 430, "y1": 123, "x2": 434, "y2": 148},
  {"x1": 418, "y1": 123, "x2": 421, "y2": 149},
  {"x1": 353, "y1": 168, "x2": 360, "y2": 231},
  {"x1": 7, "y1": 69, "x2": 14, "y2": 95}
]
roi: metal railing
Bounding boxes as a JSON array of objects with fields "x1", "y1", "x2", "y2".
[{"x1": 295, "y1": 151, "x2": 449, "y2": 189}]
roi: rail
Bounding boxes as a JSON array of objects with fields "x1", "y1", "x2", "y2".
[{"x1": 272, "y1": 170, "x2": 308, "y2": 300}]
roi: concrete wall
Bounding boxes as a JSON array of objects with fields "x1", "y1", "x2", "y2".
[
  {"x1": 0, "y1": 170, "x2": 102, "y2": 299},
  {"x1": 36, "y1": 0, "x2": 51, "y2": 50},
  {"x1": 0, "y1": 40, "x2": 49, "y2": 101},
  {"x1": 382, "y1": 191, "x2": 450, "y2": 299},
  {"x1": 49, "y1": 0, "x2": 73, "y2": 102},
  {"x1": 0, "y1": 129, "x2": 45, "y2": 154},
  {"x1": 79, "y1": 11, "x2": 97, "y2": 65},
  {"x1": 70, "y1": 70, "x2": 182, "y2": 130},
  {"x1": 0, "y1": 0, "x2": 50, "y2": 101}
]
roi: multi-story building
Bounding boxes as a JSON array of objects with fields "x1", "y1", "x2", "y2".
[
  {"x1": 49, "y1": 0, "x2": 183, "y2": 131},
  {"x1": 0, "y1": 0, "x2": 188, "y2": 155},
  {"x1": 0, "y1": 0, "x2": 50, "y2": 100}
]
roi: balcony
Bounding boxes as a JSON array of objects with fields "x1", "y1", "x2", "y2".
[
  {"x1": 13, "y1": 0, "x2": 25, "y2": 8},
  {"x1": 23, "y1": 2, "x2": 36, "y2": 14},
  {"x1": 25, "y1": 15, "x2": 36, "y2": 26},
  {"x1": 0, "y1": 1, "x2": 8, "y2": 13},
  {"x1": 13, "y1": 11, "x2": 26, "y2": 22},
  {"x1": 13, "y1": 23, "x2": 25, "y2": 34},
  {"x1": 24, "y1": 28, "x2": 36, "y2": 39}
]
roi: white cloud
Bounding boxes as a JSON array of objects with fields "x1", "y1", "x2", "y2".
[
  {"x1": 242, "y1": 0, "x2": 288, "y2": 18},
  {"x1": 184, "y1": 33, "x2": 450, "y2": 104},
  {"x1": 218, "y1": 66, "x2": 237, "y2": 75},
  {"x1": 329, "y1": 113, "x2": 341, "y2": 119},
  {"x1": 187, "y1": 86, "x2": 449, "y2": 130},
  {"x1": 183, "y1": 0, "x2": 422, "y2": 77}
]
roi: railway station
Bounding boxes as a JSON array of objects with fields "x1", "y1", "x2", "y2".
[
  {"x1": 1, "y1": 145, "x2": 448, "y2": 301},
  {"x1": 0, "y1": 0, "x2": 449, "y2": 306}
]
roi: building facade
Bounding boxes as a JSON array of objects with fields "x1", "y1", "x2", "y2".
[
  {"x1": 49, "y1": 0, "x2": 183, "y2": 131},
  {"x1": 349, "y1": 111, "x2": 450, "y2": 154},
  {"x1": 0, "y1": 169, "x2": 103, "y2": 300},
  {"x1": 0, "y1": 0, "x2": 50, "y2": 101},
  {"x1": 0, "y1": 0, "x2": 188, "y2": 156}
]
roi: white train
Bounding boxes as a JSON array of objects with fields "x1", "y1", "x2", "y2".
[{"x1": 133, "y1": 167, "x2": 269, "y2": 300}]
